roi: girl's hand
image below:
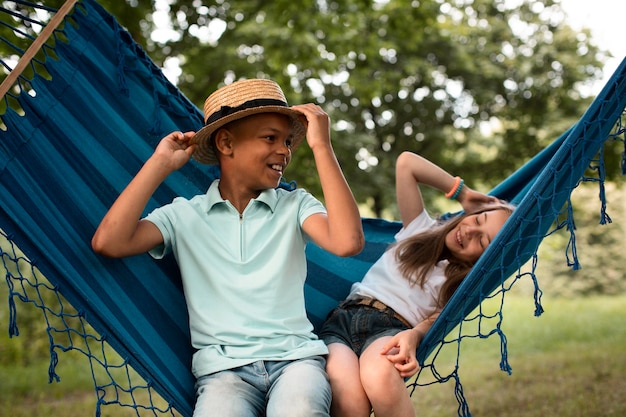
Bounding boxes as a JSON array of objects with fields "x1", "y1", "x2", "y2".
[
  {"x1": 458, "y1": 187, "x2": 498, "y2": 213},
  {"x1": 380, "y1": 329, "x2": 421, "y2": 378}
]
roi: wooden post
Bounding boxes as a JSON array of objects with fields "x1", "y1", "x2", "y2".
[{"x1": 0, "y1": 0, "x2": 79, "y2": 100}]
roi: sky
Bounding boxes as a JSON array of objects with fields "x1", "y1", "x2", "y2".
[{"x1": 559, "y1": 0, "x2": 625, "y2": 94}]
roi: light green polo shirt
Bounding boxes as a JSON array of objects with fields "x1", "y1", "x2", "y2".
[{"x1": 145, "y1": 179, "x2": 328, "y2": 377}]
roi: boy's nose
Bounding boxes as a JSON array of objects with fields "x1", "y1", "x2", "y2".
[{"x1": 276, "y1": 142, "x2": 291, "y2": 155}]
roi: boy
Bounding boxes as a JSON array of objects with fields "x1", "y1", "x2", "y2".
[{"x1": 91, "y1": 78, "x2": 364, "y2": 416}]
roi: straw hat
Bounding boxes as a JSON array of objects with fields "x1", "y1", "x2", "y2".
[{"x1": 191, "y1": 79, "x2": 307, "y2": 164}]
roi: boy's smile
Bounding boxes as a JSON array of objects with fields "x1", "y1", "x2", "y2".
[
  {"x1": 216, "y1": 112, "x2": 294, "y2": 206},
  {"x1": 270, "y1": 163, "x2": 285, "y2": 176}
]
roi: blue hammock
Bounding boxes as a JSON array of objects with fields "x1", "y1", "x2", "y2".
[{"x1": 1, "y1": 1, "x2": 625, "y2": 416}]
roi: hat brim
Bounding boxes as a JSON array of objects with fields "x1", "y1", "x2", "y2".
[{"x1": 191, "y1": 106, "x2": 307, "y2": 165}]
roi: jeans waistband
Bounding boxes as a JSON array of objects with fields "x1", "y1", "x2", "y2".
[{"x1": 341, "y1": 296, "x2": 411, "y2": 328}]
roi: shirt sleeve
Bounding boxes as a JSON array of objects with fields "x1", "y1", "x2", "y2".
[
  {"x1": 143, "y1": 198, "x2": 184, "y2": 259},
  {"x1": 394, "y1": 209, "x2": 436, "y2": 242},
  {"x1": 295, "y1": 188, "x2": 327, "y2": 226}
]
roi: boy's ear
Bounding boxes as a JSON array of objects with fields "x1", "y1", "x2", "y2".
[{"x1": 213, "y1": 128, "x2": 234, "y2": 157}]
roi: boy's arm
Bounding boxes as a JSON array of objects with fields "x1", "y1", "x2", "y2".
[
  {"x1": 293, "y1": 104, "x2": 364, "y2": 257},
  {"x1": 91, "y1": 131, "x2": 196, "y2": 258}
]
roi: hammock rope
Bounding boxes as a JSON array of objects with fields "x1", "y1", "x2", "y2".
[{"x1": 1, "y1": 1, "x2": 625, "y2": 416}]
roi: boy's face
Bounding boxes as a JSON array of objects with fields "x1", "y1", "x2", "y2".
[{"x1": 224, "y1": 112, "x2": 294, "y2": 190}]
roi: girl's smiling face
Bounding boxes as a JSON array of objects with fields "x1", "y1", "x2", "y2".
[{"x1": 444, "y1": 209, "x2": 510, "y2": 263}]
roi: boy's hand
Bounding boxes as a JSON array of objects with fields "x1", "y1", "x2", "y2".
[
  {"x1": 153, "y1": 131, "x2": 197, "y2": 171},
  {"x1": 290, "y1": 104, "x2": 331, "y2": 150}
]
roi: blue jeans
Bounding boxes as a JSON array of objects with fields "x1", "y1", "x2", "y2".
[{"x1": 192, "y1": 356, "x2": 330, "y2": 417}]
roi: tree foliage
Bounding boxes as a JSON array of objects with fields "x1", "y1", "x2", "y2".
[
  {"x1": 1, "y1": 0, "x2": 611, "y2": 217},
  {"x1": 98, "y1": 0, "x2": 609, "y2": 217}
]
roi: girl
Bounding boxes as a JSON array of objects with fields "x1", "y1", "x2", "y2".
[{"x1": 318, "y1": 151, "x2": 515, "y2": 417}]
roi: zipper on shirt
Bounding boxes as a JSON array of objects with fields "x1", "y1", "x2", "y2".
[{"x1": 239, "y1": 212, "x2": 244, "y2": 259}]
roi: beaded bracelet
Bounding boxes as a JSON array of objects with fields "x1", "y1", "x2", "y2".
[
  {"x1": 450, "y1": 179, "x2": 464, "y2": 200},
  {"x1": 445, "y1": 176, "x2": 464, "y2": 200}
]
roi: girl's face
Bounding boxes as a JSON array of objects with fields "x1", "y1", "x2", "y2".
[{"x1": 444, "y1": 209, "x2": 510, "y2": 263}]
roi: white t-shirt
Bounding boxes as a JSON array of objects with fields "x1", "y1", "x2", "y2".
[{"x1": 348, "y1": 210, "x2": 447, "y2": 327}]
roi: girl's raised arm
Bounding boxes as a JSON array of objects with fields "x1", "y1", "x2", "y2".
[{"x1": 395, "y1": 151, "x2": 497, "y2": 227}]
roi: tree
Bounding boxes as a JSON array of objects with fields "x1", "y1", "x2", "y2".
[
  {"x1": 101, "y1": 0, "x2": 608, "y2": 217},
  {"x1": 3, "y1": 0, "x2": 611, "y2": 217}
]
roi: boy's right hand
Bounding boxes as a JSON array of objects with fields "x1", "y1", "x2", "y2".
[{"x1": 153, "y1": 131, "x2": 197, "y2": 171}]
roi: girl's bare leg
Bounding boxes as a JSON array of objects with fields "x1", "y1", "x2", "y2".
[
  {"x1": 359, "y1": 337, "x2": 415, "y2": 417},
  {"x1": 326, "y1": 343, "x2": 372, "y2": 417}
]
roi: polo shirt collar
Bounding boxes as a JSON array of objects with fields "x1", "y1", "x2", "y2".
[{"x1": 204, "y1": 180, "x2": 279, "y2": 213}]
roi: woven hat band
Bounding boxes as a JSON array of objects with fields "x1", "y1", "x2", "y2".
[{"x1": 205, "y1": 98, "x2": 288, "y2": 126}]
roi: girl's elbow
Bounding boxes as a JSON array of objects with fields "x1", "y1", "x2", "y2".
[{"x1": 395, "y1": 151, "x2": 414, "y2": 168}]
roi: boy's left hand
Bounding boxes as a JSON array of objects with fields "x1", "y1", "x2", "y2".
[{"x1": 290, "y1": 103, "x2": 331, "y2": 150}]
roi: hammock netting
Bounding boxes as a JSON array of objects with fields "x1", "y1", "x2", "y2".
[{"x1": 1, "y1": 1, "x2": 624, "y2": 416}]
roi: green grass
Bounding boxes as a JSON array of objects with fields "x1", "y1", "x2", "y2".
[
  {"x1": 0, "y1": 347, "x2": 180, "y2": 417},
  {"x1": 1, "y1": 293, "x2": 625, "y2": 417},
  {"x1": 411, "y1": 293, "x2": 626, "y2": 417}
]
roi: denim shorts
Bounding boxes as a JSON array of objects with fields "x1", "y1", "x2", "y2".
[{"x1": 318, "y1": 300, "x2": 410, "y2": 356}]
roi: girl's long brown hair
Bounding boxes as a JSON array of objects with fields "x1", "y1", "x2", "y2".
[{"x1": 394, "y1": 202, "x2": 515, "y2": 308}]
